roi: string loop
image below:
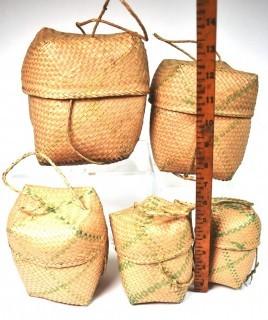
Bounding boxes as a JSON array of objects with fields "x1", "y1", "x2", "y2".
[
  {"x1": 67, "y1": 100, "x2": 105, "y2": 165},
  {"x1": 76, "y1": 0, "x2": 148, "y2": 41},
  {"x1": 2, "y1": 152, "x2": 87, "y2": 209},
  {"x1": 154, "y1": 33, "x2": 222, "y2": 61}
]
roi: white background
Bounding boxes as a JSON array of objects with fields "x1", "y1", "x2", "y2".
[{"x1": 0, "y1": 1, "x2": 267, "y2": 319}]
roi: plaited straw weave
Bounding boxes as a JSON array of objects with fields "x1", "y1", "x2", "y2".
[
  {"x1": 150, "y1": 35, "x2": 258, "y2": 181},
  {"x1": 110, "y1": 196, "x2": 194, "y2": 304},
  {"x1": 22, "y1": 0, "x2": 149, "y2": 165},
  {"x1": 209, "y1": 198, "x2": 261, "y2": 289},
  {"x1": 3, "y1": 152, "x2": 108, "y2": 305}
]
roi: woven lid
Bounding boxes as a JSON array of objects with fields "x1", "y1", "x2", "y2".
[
  {"x1": 22, "y1": 28, "x2": 149, "y2": 99},
  {"x1": 110, "y1": 196, "x2": 194, "y2": 264},
  {"x1": 150, "y1": 60, "x2": 258, "y2": 118},
  {"x1": 211, "y1": 198, "x2": 261, "y2": 251},
  {"x1": 7, "y1": 185, "x2": 108, "y2": 268}
]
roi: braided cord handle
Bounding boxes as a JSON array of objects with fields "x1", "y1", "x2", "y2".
[
  {"x1": 2, "y1": 152, "x2": 87, "y2": 209},
  {"x1": 76, "y1": 0, "x2": 148, "y2": 41},
  {"x1": 154, "y1": 33, "x2": 222, "y2": 61}
]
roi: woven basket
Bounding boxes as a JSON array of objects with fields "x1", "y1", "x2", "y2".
[
  {"x1": 150, "y1": 36, "x2": 258, "y2": 180},
  {"x1": 110, "y1": 196, "x2": 194, "y2": 304},
  {"x1": 209, "y1": 198, "x2": 261, "y2": 288},
  {"x1": 22, "y1": 0, "x2": 149, "y2": 165},
  {"x1": 3, "y1": 152, "x2": 108, "y2": 305}
]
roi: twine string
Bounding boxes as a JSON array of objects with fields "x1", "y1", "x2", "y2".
[
  {"x1": 76, "y1": 18, "x2": 142, "y2": 37},
  {"x1": 160, "y1": 262, "x2": 194, "y2": 292},
  {"x1": 76, "y1": 0, "x2": 148, "y2": 41},
  {"x1": 245, "y1": 248, "x2": 259, "y2": 285},
  {"x1": 91, "y1": 0, "x2": 110, "y2": 35},
  {"x1": 2, "y1": 152, "x2": 87, "y2": 209},
  {"x1": 174, "y1": 148, "x2": 197, "y2": 181},
  {"x1": 154, "y1": 33, "x2": 222, "y2": 61},
  {"x1": 67, "y1": 100, "x2": 105, "y2": 165}
]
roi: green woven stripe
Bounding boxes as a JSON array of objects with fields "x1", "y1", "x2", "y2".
[
  {"x1": 179, "y1": 77, "x2": 256, "y2": 109},
  {"x1": 214, "y1": 120, "x2": 239, "y2": 143},
  {"x1": 8, "y1": 188, "x2": 106, "y2": 265},
  {"x1": 119, "y1": 219, "x2": 191, "y2": 262},
  {"x1": 121, "y1": 215, "x2": 153, "y2": 251},
  {"x1": 210, "y1": 250, "x2": 251, "y2": 275},
  {"x1": 16, "y1": 250, "x2": 100, "y2": 301},
  {"x1": 127, "y1": 250, "x2": 192, "y2": 304},
  {"x1": 10, "y1": 189, "x2": 105, "y2": 242},
  {"x1": 213, "y1": 213, "x2": 257, "y2": 238},
  {"x1": 221, "y1": 79, "x2": 257, "y2": 109},
  {"x1": 222, "y1": 250, "x2": 242, "y2": 287},
  {"x1": 119, "y1": 260, "x2": 135, "y2": 272}
]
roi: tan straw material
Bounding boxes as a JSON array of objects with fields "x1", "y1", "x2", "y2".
[
  {"x1": 150, "y1": 34, "x2": 258, "y2": 181},
  {"x1": 110, "y1": 196, "x2": 194, "y2": 304},
  {"x1": 3, "y1": 152, "x2": 108, "y2": 305},
  {"x1": 22, "y1": 0, "x2": 149, "y2": 165},
  {"x1": 209, "y1": 198, "x2": 261, "y2": 288}
]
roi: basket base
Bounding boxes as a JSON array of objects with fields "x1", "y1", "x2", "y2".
[
  {"x1": 150, "y1": 107, "x2": 251, "y2": 181},
  {"x1": 29, "y1": 95, "x2": 147, "y2": 166},
  {"x1": 209, "y1": 248, "x2": 256, "y2": 289},
  {"x1": 13, "y1": 255, "x2": 105, "y2": 306}
]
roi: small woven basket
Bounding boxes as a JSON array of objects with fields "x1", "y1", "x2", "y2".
[
  {"x1": 150, "y1": 35, "x2": 258, "y2": 181},
  {"x1": 209, "y1": 198, "x2": 261, "y2": 288},
  {"x1": 22, "y1": 0, "x2": 149, "y2": 165},
  {"x1": 110, "y1": 196, "x2": 194, "y2": 304},
  {"x1": 3, "y1": 152, "x2": 108, "y2": 305}
]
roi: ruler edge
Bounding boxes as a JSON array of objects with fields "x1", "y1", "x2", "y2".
[{"x1": 194, "y1": 0, "x2": 218, "y2": 292}]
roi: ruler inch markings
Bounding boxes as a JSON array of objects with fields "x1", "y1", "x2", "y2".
[{"x1": 194, "y1": 0, "x2": 217, "y2": 293}]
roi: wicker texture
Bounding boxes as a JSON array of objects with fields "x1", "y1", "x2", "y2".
[
  {"x1": 22, "y1": 29, "x2": 149, "y2": 99},
  {"x1": 3, "y1": 153, "x2": 108, "y2": 305},
  {"x1": 209, "y1": 198, "x2": 261, "y2": 288},
  {"x1": 150, "y1": 58, "x2": 258, "y2": 180},
  {"x1": 22, "y1": 1, "x2": 149, "y2": 166},
  {"x1": 29, "y1": 96, "x2": 146, "y2": 165},
  {"x1": 110, "y1": 196, "x2": 194, "y2": 304}
]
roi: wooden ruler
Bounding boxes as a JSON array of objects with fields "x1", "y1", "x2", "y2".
[{"x1": 194, "y1": 0, "x2": 217, "y2": 292}]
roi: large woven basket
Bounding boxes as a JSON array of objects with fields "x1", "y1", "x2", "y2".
[
  {"x1": 150, "y1": 36, "x2": 258, "y2": 180},
  {"x1": 110, "y1": 196, "x2": 194, "y2": 304},
  {"x1": 209, "y1": 198, "x2": 261, "y2": 288},
  {"x1": 22, "y1": 0, "x2": 149, "y2": 165},
  {"x1": 3, "y1": 152, "x2": 108, "y2": 305}
]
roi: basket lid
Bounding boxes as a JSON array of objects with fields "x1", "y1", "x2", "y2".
[
  {"x1": 150, "y1": 60, "x2": 258, "y2": 118},
  {"x1": 7, "y1": 185, "x2": 108, "y2": 268},
  {"x1": 110, "y1": 196, "x2": 194, "y2": 264},
  {"x1": 22, "y1": 28, "x2": 149, "y2": 99},
  {"x1": 211, "y1": 198, "x2": 261, "y2": 251}
]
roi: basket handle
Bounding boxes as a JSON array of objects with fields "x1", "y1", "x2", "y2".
[
  {"x1": 67, "y1": 100, "x2": 105, "y2": 165},
  {"x1": 154, "y1": 33, "x2": 222, "y2": 61},
  {"x1": 2, "y1": 152, "x2": 87, "y2": 209},
  {"x1": 76, "y1": 0, "x2": 148, "y2": 41}
]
